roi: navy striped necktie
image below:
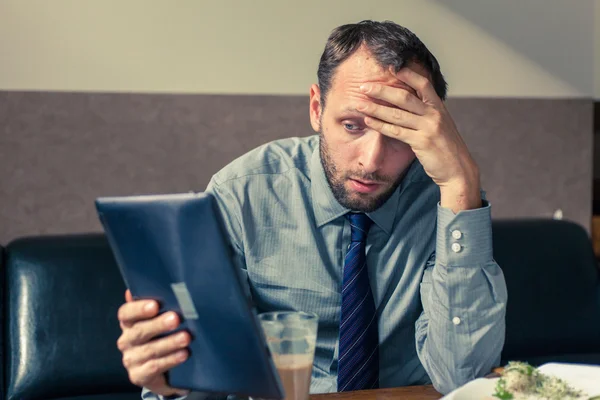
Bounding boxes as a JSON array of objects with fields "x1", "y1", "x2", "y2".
[{"x1": 337, "y1": 212, "x2": 379, "y2": 391}]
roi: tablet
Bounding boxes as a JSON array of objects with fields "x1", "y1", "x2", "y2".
[{"x1": 95, "y1": 192, "x2": 284, "y2": 399}]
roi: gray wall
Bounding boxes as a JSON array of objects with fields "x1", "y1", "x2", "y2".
[
  {"x1": 0, "y1": 92, "x2": 593, "y2": 244},
  {"x1": 596, "y1": 0, "x2": 600, "y2": 98},
  {"x1": 0, "y1": 1, "x2": 596, "y2": 98}
]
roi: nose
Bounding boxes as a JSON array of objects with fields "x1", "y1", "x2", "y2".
[{"x1": 358, "y1": 132, "x2": 385, "y2": 174}]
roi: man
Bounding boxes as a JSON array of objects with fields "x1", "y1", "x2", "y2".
[{"x1": 116, "y1": 20, "x2": 507, "y2": 399}]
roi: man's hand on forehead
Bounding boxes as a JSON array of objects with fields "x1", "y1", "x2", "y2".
[
  {"x1": 354, "y1": 70, "x2": 432, "y2": 142},
  {"x1": 353, "y1": 65, "x2": 482, "y2": 212}
]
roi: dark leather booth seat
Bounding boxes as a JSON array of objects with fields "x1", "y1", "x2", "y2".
[
  {"x1": 494, "y1": 219, "x2": 600, "y2": 366},
  {"x1": 2, "y1": 235, "x2": 140, "y2": 400},
  {"x1": 1, "y1": 219, "x2": 599, "y2": 399}
]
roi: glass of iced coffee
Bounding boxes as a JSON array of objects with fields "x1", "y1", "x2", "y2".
[{"x1": 258, "y1": 311, "x2": 318, "y2": 400}]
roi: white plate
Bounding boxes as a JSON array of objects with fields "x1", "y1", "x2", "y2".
[
  {"x1": 441, "y1": 363, "x2": 600, "y2": 400},
  {"x1": 441, "y1": 378, "x2": 498, "y2": 400}
]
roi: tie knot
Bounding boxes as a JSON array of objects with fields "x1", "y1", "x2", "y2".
[{"x1": 346, "y1": 213, "x2": 373, "y2": 242}]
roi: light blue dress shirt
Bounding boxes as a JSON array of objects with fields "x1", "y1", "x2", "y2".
[{"x1": 143, "y1": 135, "x2": 507, "y2": 398}]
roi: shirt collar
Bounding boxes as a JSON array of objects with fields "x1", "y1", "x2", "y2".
[{"x1": 310, "y1": 138, "x2": 428, "y2": 235}]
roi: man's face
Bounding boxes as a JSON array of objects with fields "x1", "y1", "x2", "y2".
[{"x1": 310, "y1": 47, "x2": 427, "y2": 212}]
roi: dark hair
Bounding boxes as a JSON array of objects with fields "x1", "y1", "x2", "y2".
[{"x1": 317, "y1": 20, "x2": 448, "y2": 107}]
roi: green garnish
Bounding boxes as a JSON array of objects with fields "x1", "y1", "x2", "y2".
[
  {"x1": 493, "y1": 378, "x2": 514, "y2": 399},
  {"x1": 492, "y1": 361, "x2": 585, "y2": 399}
]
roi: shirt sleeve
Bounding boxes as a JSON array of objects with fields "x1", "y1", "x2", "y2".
[
  {"x1": 141, "y1": 387, "x2": 187, "y2": 400},
  {"x1": 141, "y1": 389, "x2": 224, "y2": 400},
  {"x1": 205, "y1": 176, "x2": 252, "y2": 298},
  {"x1": 205, "y1": 177, "x2": 246, "y2": 268},
  {"x1": 415, "y1": 200, "x2": 508, "y2": 395}
]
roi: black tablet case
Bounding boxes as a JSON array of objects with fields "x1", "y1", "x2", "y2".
[{"x1": 96, "y1": 192, "x2": 284, "y2": 399}]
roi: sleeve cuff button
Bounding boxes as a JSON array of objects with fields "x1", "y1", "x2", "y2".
[
  {"x1": 451, "y1": 243, "x2": 462, "y2": 253},
  {"x1": 451, "y1": 230, "x2": 462, "y2": 239}
]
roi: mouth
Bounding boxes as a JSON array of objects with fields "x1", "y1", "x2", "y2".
[{"x1": 348, "y1": 178, "x2": 383, "y2": 194}]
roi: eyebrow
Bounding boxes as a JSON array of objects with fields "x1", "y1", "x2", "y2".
[
  {"x1": 342, "y1": 98, "x2": 400, "y2": 114},
  {"x1": 342, "y1": 106, "x2": 365, "y2": 115}
]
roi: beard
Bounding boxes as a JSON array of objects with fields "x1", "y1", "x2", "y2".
[{"x1": 319, "y1": 131, "x2": 404, "y2": 213}]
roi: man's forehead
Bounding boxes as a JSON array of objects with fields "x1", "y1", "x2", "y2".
[
  {"x1": 330, "y1": 49, "x2": 423, "y2": 97},
  {"x1": 329, "y1": 71, "x2": 419, "y2": 106}
]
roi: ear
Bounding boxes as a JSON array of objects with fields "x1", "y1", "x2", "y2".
[{"x1": 309, "y1": 84, "x2": 322, "y2": 132}]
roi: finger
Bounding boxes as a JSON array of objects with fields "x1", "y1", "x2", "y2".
[
  {"x1": 356, "y1": 101, "x2": 421, "y2": 130},
  {"x1": 118, "y1": 299, "x2": 159, "y2": 326},
  {"x1": 364, "y1": 116, "x2": 415, "y2": 144},
  {"x1": 360, "y1": 83, "x2": 426, "y2": 116},
  {"x1": 129, "y1": 349, "x2": 189, "y2": 387},
  {"x1": 396, "y1": 68, "x2": 441, "y2": 106},
  {"x1": 125, "y1": 289, "x2": 133, "y2": 302},
  {"x1": 131, "y1": 372, "x2": 190, "y2": 398},
  {"x1": 122, "y1": 331, "x2": 191, "y2": 368},
  {"x1": 118, "y1": 312, "x2": 180, "y2": 348}
]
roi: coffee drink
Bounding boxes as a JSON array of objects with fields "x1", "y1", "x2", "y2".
[{"x1": 274, "y1": 354, "x2": 313, "y2": 400}]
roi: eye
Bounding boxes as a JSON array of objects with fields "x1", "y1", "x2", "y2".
[{"x1": 343, "y1": 122, "x2": 364, "y2": 133}]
